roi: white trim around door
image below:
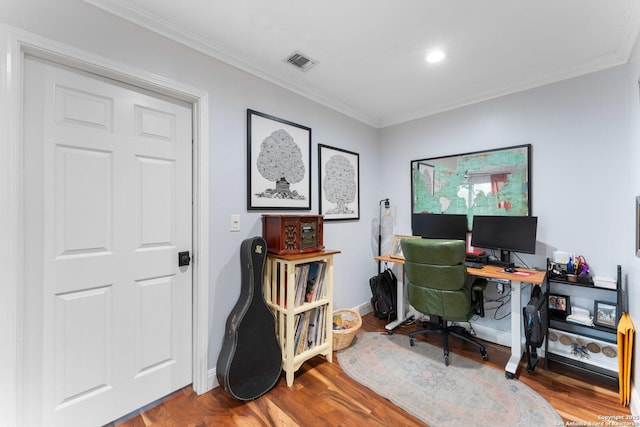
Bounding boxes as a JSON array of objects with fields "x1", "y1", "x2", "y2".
[{"x1": 0, "y1": 24, "x2": 210, "y2": 427}]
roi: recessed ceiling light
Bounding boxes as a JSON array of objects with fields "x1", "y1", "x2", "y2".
[{"x1": 426, "y1": 49, "x2": 446, "y2": 64}]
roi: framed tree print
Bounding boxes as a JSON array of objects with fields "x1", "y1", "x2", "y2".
[
  {"x1": 318, "y1": 144, "x2": 360, "y2": 221},
  {"x1": 247, "y1": 109, "x2": 311, "y2": 210}
]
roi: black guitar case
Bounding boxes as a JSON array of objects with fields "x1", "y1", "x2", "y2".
[{"x1": 216, "y1": 236, "x2": 282, "y2": 400}]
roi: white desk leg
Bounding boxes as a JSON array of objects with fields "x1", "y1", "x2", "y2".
[
  {"x1": 384, "y1": 264, "x2": 418, "y2": 333},
  {"x1": 505, "y1": 280, "x2": 524, "y2": 378}
]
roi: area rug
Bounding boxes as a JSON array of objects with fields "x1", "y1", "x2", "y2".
[{"x1": 337, "y1": 332, "x2": 562, "y2": 427}]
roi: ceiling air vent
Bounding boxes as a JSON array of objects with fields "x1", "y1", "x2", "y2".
[{"x1": 284, "y1": 51, "x2": 318, "y2": 72}]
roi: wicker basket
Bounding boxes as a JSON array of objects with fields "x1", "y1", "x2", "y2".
[{"x1": 332, "y1": 309, "x2": 362, "y2": 351}]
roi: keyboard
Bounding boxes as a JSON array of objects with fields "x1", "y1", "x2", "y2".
[{"x1": 464, "y1": 261, "x2": 485, "y2": 269}]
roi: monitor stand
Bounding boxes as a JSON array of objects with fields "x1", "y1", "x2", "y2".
[{"x1": 488, "y1": 249, "x2": 515, "y2": 269}]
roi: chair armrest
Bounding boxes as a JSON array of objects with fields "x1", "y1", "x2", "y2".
[{"x1": 471, "y1": 278, "x2": 487, "y2": 317}]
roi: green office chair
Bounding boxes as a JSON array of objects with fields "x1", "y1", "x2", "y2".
[{"x1": 401, "y1": 238, "x2": 488, "y2": 366}]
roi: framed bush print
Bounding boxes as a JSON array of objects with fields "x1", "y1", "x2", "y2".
[
  {"x1": 318, "y1": 144, "x2": 360, "y2": 220},
  {"x1": 247, "y1": 109, "x2": 311, "y2": 210},
  {"x1": 594, "y1": 300, "x2": 617, "y2": 329}
]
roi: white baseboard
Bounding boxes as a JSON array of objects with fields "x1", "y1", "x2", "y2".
[
  {"x1": 468, "y1": 322, "x2": 512, "y2": 348},
  {"x1": 206, "y1": 369, "x2": 218, "y2": 393},
  {"x1": 352, "y1": 301, "x2": 373, "y2": 316},
  {"x1": 630, "y1": 381, "x2": 638, "y2": 417}
]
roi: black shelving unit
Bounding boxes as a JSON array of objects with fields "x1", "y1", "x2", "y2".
[{"x1": 543, "y1": 262, "x2": 622, "y2": 381}]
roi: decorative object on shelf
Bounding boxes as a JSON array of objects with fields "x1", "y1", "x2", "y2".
[
  {"x1": 594, "y1": 300, "x2": 617, "y2": 329},
  {"x1": 548, "y1": 259, "x2": 568, "y2": 280},
  {"x1": 571, "y1": 343, "x2": 589, "y2": 358},
  {"x1": 566, "y1": 255, "x2": 591, "y2": 284},
  {"x1": 390, "y1": 235, "x2": 420, "y2": 259},
  {"x1": 548, "y1": 254, "x2": 593, "y2": 284},
  {"x1": 216, "y1": 236, "x2": 282, "y2": 400},
  {"x1": 559, "y1": 334, "x2": 572, "y2": 346},
  {"x1": 332, "y1": 309, "x2": 362, "y2": 351},
  {"x1": 318, "y1": 144, "x2": 360, "y2": 221},
  {"x1": 410, "y1": 144, "x2": 531, "y2": 221},
  {"x1": 262, "y1": 214, "x2": 324, "y2": 255},
  {"x1": 602, "y1": 346, "x2": 617, "y2": 358},
  {"x1": 586, "y1": 342, "x2": 601, "y2": 353},
  {"x1": 247, "y1": 109, "x2": 311, "y2": 210},
  {"x1": 549, "y1": 294, "x2": 570, "y2": 319}
]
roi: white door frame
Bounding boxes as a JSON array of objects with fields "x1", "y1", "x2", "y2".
[{"x1": 0, "y1": 25, "x2": 210, "y2": 427}]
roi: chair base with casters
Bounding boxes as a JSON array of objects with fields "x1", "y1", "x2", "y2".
[{"x1": 409, "y1": 317, "x2": 489, "y2": 366}]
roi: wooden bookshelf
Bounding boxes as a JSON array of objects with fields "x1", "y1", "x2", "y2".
[{"x1": 264, "y1": 250, "x2": 340, "y2": 386}]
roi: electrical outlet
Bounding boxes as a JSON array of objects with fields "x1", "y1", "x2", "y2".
[
  {"x1": 230, "y1": 214, "x2": 240, "y2": 232},
  {"x1": 496, "y1": 282, "x2": 504, "y2": 294}
]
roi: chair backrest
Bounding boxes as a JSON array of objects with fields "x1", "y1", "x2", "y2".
[
  {"x1": 401, "y1": 238, "x2": 471, "y2": 321},
  {"x1": 401, "y1": 238, "x2": 467, "y2": 290}
]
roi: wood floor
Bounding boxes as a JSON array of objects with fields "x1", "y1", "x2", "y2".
[{"x1": 110, "y1": 313, "x2": 631, "y2": 426}]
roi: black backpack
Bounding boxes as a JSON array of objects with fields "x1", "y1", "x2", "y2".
[
  {"x1": 523, "y1": 285, "x2": 548, "y2": 373},
  {"x1": 369, "y1": 269, "x2": 397, "y2": 322}
]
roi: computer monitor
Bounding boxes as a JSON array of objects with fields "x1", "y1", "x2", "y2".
[
  {"x1": 470, "y1": 215, "x2": 538, "y2": 266},
  {"x1": 411, "y1": 213, "x2": 468, "y2": 241}
]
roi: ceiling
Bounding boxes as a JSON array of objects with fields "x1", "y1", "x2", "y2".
[{"x1": 85, "y1": 0, "x2": 640, "y2": 128}]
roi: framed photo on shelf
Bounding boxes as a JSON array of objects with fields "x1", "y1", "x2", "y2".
[
  {"x1": 390, "y1": 235, "x2": 420, "y2": 259},
  {"x1": 594, "y1": 300, "x2": 617, "y2": 329},
  {"x1": 318, "y1": 144, "x2": 360, "y2": 221},
  {"x1": 247, "y1": 109, "x2": 311, "y2": 210},
  {"x1": 548, "y1": 294, "x2": 571, "y2": 318}
]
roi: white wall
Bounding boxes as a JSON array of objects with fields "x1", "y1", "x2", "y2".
[
  {"x1": 625, "y1": 30, "x2": 640, "y2": 414},
  {"x1": 379, "y1": 67, "x2": 630, "y2": 278},
  {"x1": 1, "y1": 0, "x2": 380, "y2": 378}
]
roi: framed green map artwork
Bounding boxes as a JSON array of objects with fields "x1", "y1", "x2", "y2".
[{"x1": 411, "y1": 144, "x2": 531, "y2": 225}]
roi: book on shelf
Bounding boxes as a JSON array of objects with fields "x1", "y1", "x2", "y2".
[
  {"x1": 306, "y1": 306, "x2": 326, "y2": 349},
  {"x1": 295, "y1": 311, "x2": 312, "y2": 355},
  {"x1": 274, "y1": 261, "x2": 327, "y2": 308},
  {"x1": 305, "y1": 261, "x2": 327, "y2": 303},
  {"x1": 292, "y1": 312, "x2": 305, "y2": 354},
  {"x1": 306, "y1": 310, "x2": 318, "y2": 351},
  {"x1": 293, "y1": 264, "x2": 308, "y2": 306},
  {"x1": 291, "y1": 306, "x2": 328, "y2": 355}
]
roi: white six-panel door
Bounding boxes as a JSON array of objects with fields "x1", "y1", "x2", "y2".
[{"x1": 23, "y1": 56, "x2": 193, "y2": 427}]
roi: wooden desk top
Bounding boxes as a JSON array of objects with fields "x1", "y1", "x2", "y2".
[
  {"x1": 268, "y1": 249, "x2": 341, "y2": 261},
  {"x1": 466, "y1": 265, "x2": 546, "y2": 284},
  {"x1": 375, "y1": 254, "x2": 405, "y2": 264},
  {"x1": 375, "y1": 254, "x2": 546, "y2": 285}
]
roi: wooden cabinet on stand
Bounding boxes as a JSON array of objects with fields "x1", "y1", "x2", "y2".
[{"x1": 263, "y1": 250, "x2": 340, "y2": 386}]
